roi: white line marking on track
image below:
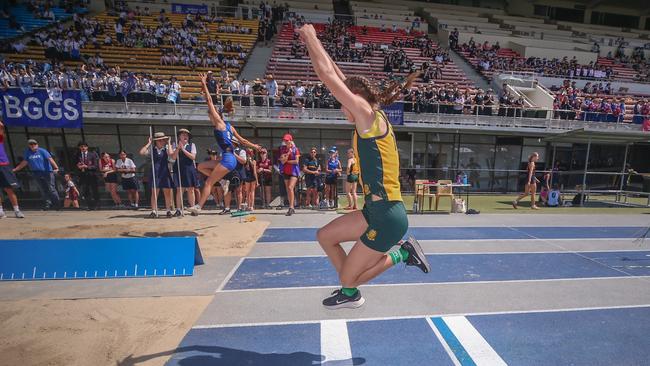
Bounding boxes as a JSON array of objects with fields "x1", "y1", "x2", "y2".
[
  {"x1": 426, "y1": 318, "x2": 462, "y2": 366},
  {"x1": 192, "y1": 303, "x2": 650, "y2": 329},
  {"x1": 320, "y1": 320, "x2": 353, "y2": 366},
  {"x1": 442, "y1": 316, "x2": 507, "y2": 366},
  {"x1": 218, "y1": 275, "x2": 650, "y2": 293},
  {"x1": 244, "y1": 249, "x2": 650, "y2": 259},
  {"x1": 215, "y1": 257, "x2": 245, "y2": 293}
]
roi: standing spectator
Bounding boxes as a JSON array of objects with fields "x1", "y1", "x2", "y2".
[
  {"x1": 115, "y1": 20, "x2": 124, "y2": 44},
  {"x1": 0, "y1": 120, "x2": 24, "y2": 218},
  {"x1": 63, "y1": 173, "x2": 80, "y2": 209},
  {"x1": 279, "y1": 133, "x2": 300, "y2": 216},
  {"x1": 265, "y1": 74, "x2": 278, "y2": 107},
  {"x1": 240, "y1": 78, "x2": 251, "y2": 107},
  {"x1": 344, "y1": 148, "x2": 359, "y2": 210},
  {"x1": 257, "y1": 147, "x2": 273, "y2": 208},
  {"x1": 76, "y1": 141, "x2": 100, "y2": 210},
  {"x1": 324, "y1": 147, "x2": 341, "y2": 209},
  {"x1": 100, "y1": 152, "x2": 122, "y2": 208},
  {"x1": 168, "y1": 76, "x2": 181, "y2": 103},
  {"x1": 243, "y1": 148, "x2": 258, "y2": 210},
  {"x1": 115, "y1": 150, "x2": 139, "y2": 209},
  {"x1": 139, "y1": 133, "x2": 176, "y2": 218},
  {"x1": 13, "y1": 139, "x2": 60, "y2": 210},
  {"x1": 252, "y1": 78, "x2": 264, "y2": 106},
  {"x1": 302, "y1": 147, "x2": 321, "y2": 209},
  {"x1": 170, "y1": 128, "x2": 198, "y2": 216}
]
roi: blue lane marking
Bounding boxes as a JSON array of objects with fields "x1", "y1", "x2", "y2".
[
  {"x1": 224, "y1": 251, "x2": 650, "y2": 290},
  {"x1": 467, "y1": 307, "x2": 650, "y2": 366},
  {"x1": 258, "y1": 226, "x2": 646, "y2": 243},
  {"x1": 165, "y1": 324, "x2": 322, "y2": 366},
  {"x1": 430, "y1": 317, "x2": 476, "y2": 366},
  {"x1": 347, "y1": 318, "x2": 456, "y2": 365}
]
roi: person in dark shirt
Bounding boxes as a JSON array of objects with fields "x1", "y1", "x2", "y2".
[{"x1": 76, "y1": 141, "x2": 100, "y2": 210}]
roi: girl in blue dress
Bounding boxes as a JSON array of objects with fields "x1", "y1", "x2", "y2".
[
  {"x1": 139, "y1": 132, "x2": 176, "y2": 218},
  {"x1": 190, "y1": 73, "x2": 261, "y2": 215},
  {"x1": 170, "y1": 128, "x2": 198, "y2": 216}
]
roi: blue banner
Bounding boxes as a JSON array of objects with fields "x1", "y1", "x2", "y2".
[
  {"x1": 171, "y1": 3, "x2": 208, "y2": 14},
  {"x1": 382, "y1": 103, "x2": 404, "y2": 125},
  {"x1": 0, "y1": 88, "x2": 83, "y2": 129}
]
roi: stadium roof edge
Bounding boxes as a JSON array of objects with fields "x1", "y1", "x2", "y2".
[{"x1": 544, "y1": 128, "x2": 650, "y2": 145}]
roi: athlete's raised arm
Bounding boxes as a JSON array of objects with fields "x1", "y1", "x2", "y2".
[
  {"x1": 297, "y1": 24, "x2": 375, "y2": 132},
  {"x1": 231, "y1": 126, "x2": 261, "y2": 151},
  {"x1": 198, "y1": 73, "x2": 225, "y2": 130}
]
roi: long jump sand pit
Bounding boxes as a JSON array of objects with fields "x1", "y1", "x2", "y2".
[{"x1": 0, "y1": 210, "x2": 269, "y2": 366}]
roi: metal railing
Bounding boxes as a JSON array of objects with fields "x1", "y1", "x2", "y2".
[{"x1": 81, "y1": 94, "x2": 647, "y2": 132}]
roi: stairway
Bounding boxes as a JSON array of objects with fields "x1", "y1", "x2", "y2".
[
  {"x1": 449, "y1": 49, "x2": 491, "y2": 91},
  {"x1": 239, "y1": 42, "x2": 274, "y2": 81}
]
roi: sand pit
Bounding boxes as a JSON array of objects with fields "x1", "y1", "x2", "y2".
[
  {"x1": 0, "y1": 210, "x2": 269, "y2": 257},
  {"x1": 0, "y1": 296, "x2": 212, "y2": 366},
  {"x1": 0, "y1": 210, "x2": 270, "y2": 365}
]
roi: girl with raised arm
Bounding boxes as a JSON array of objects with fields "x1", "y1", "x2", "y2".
[
  {"x1": 297, "y1": 24, "x2": 430, "y2": 310},
  {"x1": 190, "y1": 74, "x2": 260, "y2": 215}
]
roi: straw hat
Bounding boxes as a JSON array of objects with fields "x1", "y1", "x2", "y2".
[
  {"x1": 177, "y1": 128, "x2": 191, "y2": 136},
  {"x1": 153, "y1": 132, "x2": 169, "y2": 141}
]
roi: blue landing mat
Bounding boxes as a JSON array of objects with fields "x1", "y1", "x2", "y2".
[{"x1": 0, "y1": 237, "x2": 203, "y2": 281}]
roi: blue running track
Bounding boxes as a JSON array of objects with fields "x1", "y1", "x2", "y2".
[
  {"x1": 258, "y1": 226, "x2": 647, "y2": 243},
  {"x1": 223, "y1": 251, "x2": 650, "y2": 290},
  {"x1": 166, "y1": 307, "x2": 650, "y2": 366}
]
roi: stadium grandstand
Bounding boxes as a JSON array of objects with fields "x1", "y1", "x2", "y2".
[{"x1": 0, "y1": 0, "x2": 649, "y2": 209}]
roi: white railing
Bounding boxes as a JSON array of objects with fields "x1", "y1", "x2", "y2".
[{"x1": 81, "y1": 97, "x2": 647, "y2": 133}]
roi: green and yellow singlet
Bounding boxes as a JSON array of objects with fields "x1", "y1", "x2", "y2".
[{"x1": 352, "y1": 110, "x2": 402, "y2": 202}]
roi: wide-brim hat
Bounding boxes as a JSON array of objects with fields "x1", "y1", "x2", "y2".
[
  {"x1": 178, "y1": 128, "x2": 191, "y2": 136},
  {"x1": 153, "y1": 132, "x2": 168, "y2": 141}
]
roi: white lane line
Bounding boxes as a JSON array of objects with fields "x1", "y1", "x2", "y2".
[
  {"x1": 215, "y1": 257, "x2": 245, "y2": 293},
  {"x1": 192, "y1": 303, "x2": 650, "y2": 329},
  {"x1": 320, "y1": 320, "x2": 353, "y2": 366},
  {"x1": 426, "y1": 317, "x2": 462, "y2": 366},
  {"x1": 243, "y1": 249, "x2": 649, "y2": 259},
  {"x1": 219, "y1": 275, "x2": 650, "y2": 293},
  {"x1": 442, "y1": 316, "x2": 507, "y2": 366}
]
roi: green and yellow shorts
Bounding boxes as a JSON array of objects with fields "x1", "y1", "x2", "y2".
[{"x1": 360, "y1": 199, "x2": 408, "y2": 252}]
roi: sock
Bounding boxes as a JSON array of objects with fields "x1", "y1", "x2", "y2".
[
  {"x1": 389, "y1": 247, "x2": 410, "y2": 265},
  {"x1": 0, "y1": 205, "x2": 4, "y2": 212},
  {"x1": 13, "y1": 206, "x2": 19, "y2": 211},
  {"x1": 341, "y1": 287, "x2": 358, "y2": 297}
]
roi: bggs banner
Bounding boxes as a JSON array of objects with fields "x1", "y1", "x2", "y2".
[
  {"x1": 171, "y1": 3, "x2": 208, "y2": 14},
  {"x1": 382, "y1": 103, "x2": 404, "y2": 125},
  {"x1": 0, "y1": 88, "x2": 83, "y2": 129}
]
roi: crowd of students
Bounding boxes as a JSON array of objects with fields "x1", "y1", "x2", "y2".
[{"x1": 0, "y1": 116, "x2": 366, "y2": 218}]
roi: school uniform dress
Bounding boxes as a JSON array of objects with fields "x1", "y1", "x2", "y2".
[
  {"x1": 173, "y1": 143, "x2": 199, "y2": 188},
  {"x1": 149, "y1": 146, "x2": 175, "y2": 189}
]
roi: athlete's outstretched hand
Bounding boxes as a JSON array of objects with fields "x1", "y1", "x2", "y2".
[
  {"x1": 296, "y1": 24, "x2": 317, "y2": 43},
  {"x1": 198, "y1": 73, "x2": 207, "y2": 85}
]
